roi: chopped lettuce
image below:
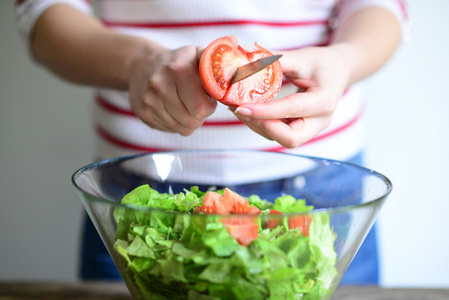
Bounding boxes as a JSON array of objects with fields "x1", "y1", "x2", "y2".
[
  {"x1": 113, "y1": 185, "x2": 337, "y2": 300},
  {"x1": 271, "y1": 195, "x2": 314, "y2": 214}
]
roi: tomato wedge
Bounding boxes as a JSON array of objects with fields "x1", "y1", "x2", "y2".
[
  {"x1": 194, "y1": 191, "x2": 228, "y2": 214},
  {"x1": 288, "y1": 214, "x2": 312, "y2": 237},
  {"x1": 199, "y1": 35, "x2": 283, "y2": 107},
  {"x1": 222, "y1": 187, "x2": 258, "y2": 214},
  {"x1": 221, "y1": 219, "x2": 259, "y2": 246},
  {"x1": 266, "y1": 209, "x2": 312, "y2": 237},
  {"x1": 266, "y1": 209, "x2": 283, "y2": 229},
  {"x1": 194, "y1": 188, "x2": 261, "y2": 246}
]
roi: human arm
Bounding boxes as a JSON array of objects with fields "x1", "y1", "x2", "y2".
[
  {"x1": 234, "y1": 5, "x2": 404, "y2": 148},
  {"x1": 29, "y1": 3, "x2": 215, "y2": 135}
]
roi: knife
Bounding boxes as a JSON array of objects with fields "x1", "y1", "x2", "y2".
[{"x1": 231, "y1": 54, "x2": 282, "y2": 84}]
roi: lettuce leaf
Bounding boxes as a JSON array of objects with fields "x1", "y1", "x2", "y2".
[{"x1": 271, "y1": 195, "x2": 313, "y2": 213}]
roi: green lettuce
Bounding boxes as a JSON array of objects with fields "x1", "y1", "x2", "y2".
[{"x1": 113, "y1": 185, "x2": 337, "y2": 300}]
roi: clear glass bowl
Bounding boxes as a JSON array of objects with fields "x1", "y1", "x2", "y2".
[{"x1": 72, "y1": 150, "x2": 392, "y2": 300}]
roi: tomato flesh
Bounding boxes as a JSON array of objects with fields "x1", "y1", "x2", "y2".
[
  {"x1": 211, "y1": 45, "x2": 245, "y2": 96},
  {"x1": 194, "y1": 188, "x2": 312, "y2": 245},
  {"x1": 266, "y1": 209, "x2": 283, "y2": 229},
  {"x1": 222, "y1": 187, "x2": 257, "y2": 214},
  {"x1": 288, "y1": 215, "x2": 312, "y2": 237},
  {"x1": 200, "y1": 36, "x2": 283, "y2": 107},
  {"x1": 195, "y1": 191, "x2": 228, "y2": 214},
  {"x1": 266, "y1": 209, "x2": 311, "y2": 236},
  {"x1": 194, "y1": 188, "x2": 261, "y2": 245},
  {"x1": 222, "y1": 220, "x2": 259, "y2": 246}
]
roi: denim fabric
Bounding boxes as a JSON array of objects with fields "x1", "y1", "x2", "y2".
[
  {"x1": 335, "y1": 153, "x2": 379, "y2": 285},
  {"x1": 79, "y1": 152, "x2": 378, "y2": 284},
  {"x1": 80, "y1": 214, "x2": 122, "y2": 280}
]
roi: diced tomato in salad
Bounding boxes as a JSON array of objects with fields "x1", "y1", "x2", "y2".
[
  {"x1": 194, "y1": 188, "x2": 311, "y2": 245},
  {"x1": 194, "y1": 188, "x2": 261, "y2": 246},
  {"x1": 267, "y1": 209, "x2": 312, "y2": 236}
]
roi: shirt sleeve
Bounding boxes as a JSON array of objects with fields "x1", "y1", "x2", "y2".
[
  {"x1": 332, "y1": 0, "x2": 410, "y2": 42},
  {"x1": 14, "y1": 0, "x2": 93, "y2": 44}
]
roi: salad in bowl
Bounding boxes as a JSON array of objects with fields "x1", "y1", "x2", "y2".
[{"x1": 72, "y1": 150, "x2": 391, "y2": 299}]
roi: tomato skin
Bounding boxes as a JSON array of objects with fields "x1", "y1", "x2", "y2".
[
  {"x1": 199, "y1": 36, "x2": 240, "y2": 100},
  {"x1": 199, "y1": 36, "x2": 283, "y2": 107}
]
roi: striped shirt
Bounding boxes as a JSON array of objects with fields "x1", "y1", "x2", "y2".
[{"x1": 15, "y1": 0, "x2": 408, "y2": 162}]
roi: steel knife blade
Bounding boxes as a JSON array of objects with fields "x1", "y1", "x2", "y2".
[{"x1": 231, "y1": 54, "x2": 282, "y2": 84}]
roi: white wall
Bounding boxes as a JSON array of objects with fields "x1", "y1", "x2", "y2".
[
  {"x1": 0, "y1": 1, "x2": 94, "y2": 280},
  {"x1": 1, "y1": 1, "x2": 448, "y2": 287},
  {"x1": 363, "y1": 1, "x2": 449, "y2": 287}
]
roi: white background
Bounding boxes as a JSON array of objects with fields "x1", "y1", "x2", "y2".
[{"x1": 1, "y1": 0, "x2": 448, "y2": 287}]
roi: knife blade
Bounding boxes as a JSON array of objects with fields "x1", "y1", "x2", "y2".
[{"x1": 231, "y1": 54, "x2": 282, "y2": 84}]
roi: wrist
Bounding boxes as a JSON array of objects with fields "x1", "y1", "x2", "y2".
[
  {"x1": 327, "y1": 43, "x2": 364, "y2": 86},
  {"x1": 116, "y1": 35, "x2": 165, "y2": 90}
]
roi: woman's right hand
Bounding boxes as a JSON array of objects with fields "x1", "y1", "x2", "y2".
[{"x1": 128, "y1": 44, "x2": 217, "y2": 136}]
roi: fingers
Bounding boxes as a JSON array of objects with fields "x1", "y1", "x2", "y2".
[
  {"x1": 261, "y1": 117, "x2": 330, "y2": 149},
  {"x1": 233, "y1": 88, "x2": 337, "y2": 148},
  {"x1": 129, "y1": 46, "x2": 216, "y2": 136},
  {"x1": 235, "y1": 87, "x2": 337, "y2": 121},
  {"x1": 236, "y1": 115, "x2": 331, "y2": 149},
  {"x1": 232, "y1": 47, "x2": 348, "y2": 148},
  {"x1": 234, "y1": 116, "x2": 273, "y2": 141},
  {"x1": 135, "y1": 89, "x2": 210, "y2": 137},
  {"x1": 131, "y1": 88, "x2": 193, "y2": 135},
  {"x1": 173, "y1": 52, "x2": 217, "y2": 121}
]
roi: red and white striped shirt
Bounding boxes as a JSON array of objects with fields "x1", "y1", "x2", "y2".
[{"x1": 16, "y1": 0, "x2": 408, "y2": 162}]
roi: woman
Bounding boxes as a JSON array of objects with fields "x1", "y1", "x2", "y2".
[{"x1": 15, "y1": 0, "x2": 408, "y2": 284}]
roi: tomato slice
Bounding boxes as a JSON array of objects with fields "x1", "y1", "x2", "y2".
[{"x1": 199, "y1": 35, "x2": 283, "y2": 107}]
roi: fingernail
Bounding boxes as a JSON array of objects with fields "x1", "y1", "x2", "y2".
[
  {"x1": 234, "y1": 107, "x2": 252, "y2": 121},
  {"x1": 235, "y1": 107, "x2": 252, "y2": 116}
]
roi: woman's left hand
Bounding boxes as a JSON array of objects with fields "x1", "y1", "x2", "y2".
[{"x1": 233, "y1": 46, "x2": 351, "y2": 148}]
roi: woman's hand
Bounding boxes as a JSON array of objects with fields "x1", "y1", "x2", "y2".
[
  {"x1": 233, "y1": 6, "x2": 401, "y2": 148},
  {"x1": 233, "y1": 45, "x2": 351, "y2": 148},
  {"x1": 30, "y1": 4, "x2": 216, "y2": 137},
  {"x1": 128, "y1": 45, "x2": 216, "y2": 136}
]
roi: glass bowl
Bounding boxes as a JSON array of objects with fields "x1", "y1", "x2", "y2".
[{"x1": 72, "y1": 150, "x2": 392, "y2": 300}]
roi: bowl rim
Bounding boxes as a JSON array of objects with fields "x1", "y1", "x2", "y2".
[{"x1": 71, "y1": 149, "x2": 393, "y2": 216}]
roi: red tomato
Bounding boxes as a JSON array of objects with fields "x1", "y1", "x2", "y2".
[
  {"x1": 194, "y1": 188, "x2": 262, "y2": 245},
  {"x1": 195, "y1": 191, "x2": 228, "y2": 214},
  {"x1": 288, "y1": 215, "x2": 312, "y2": 237},
  {"x1": 222, "y1": 219, "x2": 259, "y2": 246},
  {"x1": 266, "y1": 209, "x2": 283, "y2": 229},
  {"x1": 199, "y1": 35, "x2": 283, "y2": 107},
  {"x1": 266, "y1": 209, "x2": 311, "y2": 236},
  {"x1": 222, "y1": 187, "x2": 251, "y2": 214},
  {"x1": 247, "y1": 205, "x2": 263, "y2": 215}
]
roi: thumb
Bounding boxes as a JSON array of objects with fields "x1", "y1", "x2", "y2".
[{"x1": 276, "y1": 51, "x2": 317, "y2": 89}]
